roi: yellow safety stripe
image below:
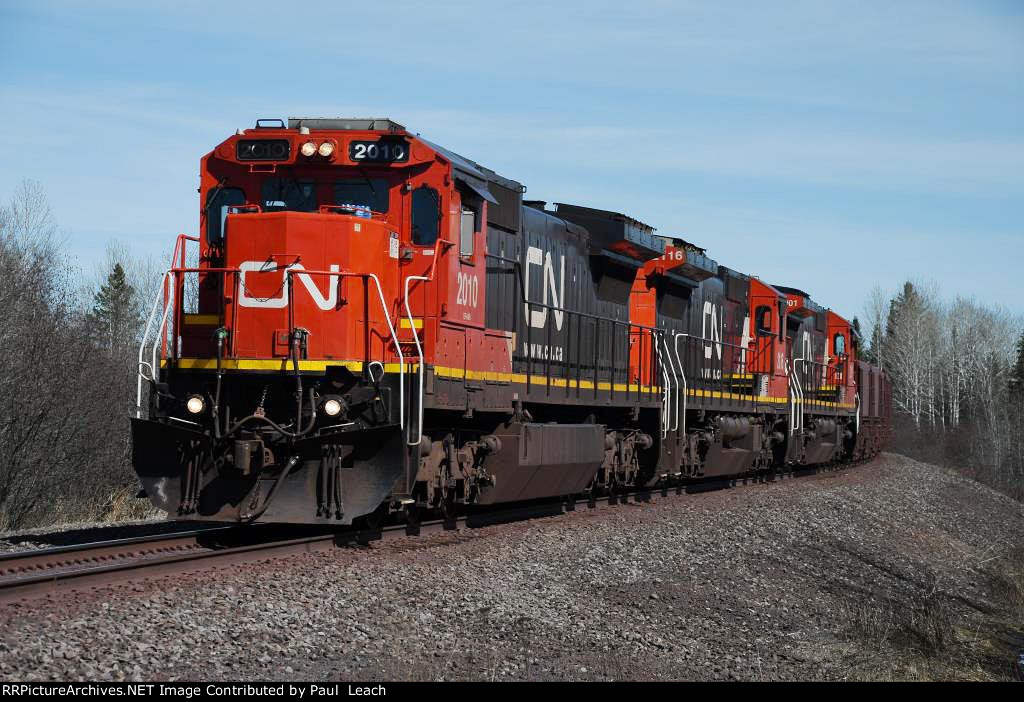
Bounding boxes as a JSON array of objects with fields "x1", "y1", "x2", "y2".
[
  {"x1": 164, "y1": 358, "x2": 658, "y2": 394},
  {"x1": 682, "y1": 387, "x2": 853, "y2": 408},
  {"x1": 687, "y1": 388, "x2": 782, "y2": 403},
  {"x1": 432, "y1": 365, "x2": 658, "y2": 393},
  {"x1": 183, "y1": 314, "x2": 221, "y2": 325},
  {"x1": 165, "y1": 358, "x2": 364, "y2": 372},
  {"x1": 161, "y1": 358, "x2": 855, "y2": 408},
  {"x1": 399, "y1": 318, "x2": 424, "y2": 329}
]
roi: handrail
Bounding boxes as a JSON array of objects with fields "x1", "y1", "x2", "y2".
[
  {"x1": 663, "y1": 334, "x2": 680, "y2": 432},
  {"x1": 794, "y1": 366, "x2": 802, "y2": 425},
  {"x1": 137, "y1": 269, "x2": 173, "y2": 417},
  {"x1": 792, "y1": 358, "x2": 805, "y2": 432},
  {"x1": 659, "y1": 333, "x2": 680, "y2": 436},
  {"x1": 653, "y1": 333, "x2": 670, "y2": 439},
  {"x1": 673, "y1": 333, "x2": 687, "y2": 440},
  {"x1": 402, "y1": 239, "x2": 453, "y2": 447},
  {"x1": 162, "y1": 234, "x2": 199, "y2": 359},
  {"x1": 290, "y1": 268, "x2": 406, "y2": 429},
  {"x1": 796, "y1": 356, "x2": 842, "y2": 420},
  {"x1": 484, "y1": 252, "x2": 663, "y2": 405},
  {"x1": 138, "y1": 261, "x2": 224, "y2": 418},
  {"x1": 786, "y1": 359, "x2": 795, "y2": 436}
]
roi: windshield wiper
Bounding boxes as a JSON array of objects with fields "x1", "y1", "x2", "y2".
[
  {"x1": 204, "y1": 177, "x2": 230, "y2": 215},
  {"x1": 357, "y1": 166, "x2": 376, "y2": 196}
]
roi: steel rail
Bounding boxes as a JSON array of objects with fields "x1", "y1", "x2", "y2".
[
  {"x1": 0, "y1": 460, "x2": 872, "y2": 605},
  {"x1": 0, "y1": 526, "x2": 237, "y2": 569}
]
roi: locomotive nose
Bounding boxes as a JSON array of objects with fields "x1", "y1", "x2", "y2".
[{"x1": 219, "y1": 210, "x2": 400, "y2": 361}]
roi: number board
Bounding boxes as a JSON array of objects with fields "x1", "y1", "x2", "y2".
[{"x1": 348, "y1": 139, "x2": 409, "y2": 163}]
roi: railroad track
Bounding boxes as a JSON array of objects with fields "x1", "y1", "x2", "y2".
[{"x1": 0, "y1": 463, "x2": 857, "y2": 605}]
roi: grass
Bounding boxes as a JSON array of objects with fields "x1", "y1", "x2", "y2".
[{"x1": 836, "y1": 547, "x2": 1024, "y2": 680}]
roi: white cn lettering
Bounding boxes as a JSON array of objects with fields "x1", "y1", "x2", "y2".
[
  {"x1": 820, "y1": 335, "x2": 831, "y2": 383},
  {"x1": 524, "y1": 246, "x2": 565, "y2": 331},
  {"x1": 702, "y1": 301, "x2": 722, "y2": 360},
  {"x1": 739, "y1": 314, "x2": 752, "y2": 369},
  {"x1": 237, "y1": 261, "x2": 340, "y2": 310}
]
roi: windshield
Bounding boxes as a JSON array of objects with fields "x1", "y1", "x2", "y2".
[
  {"x1": 334, "y1": 178, "x2": 389, "y2": 213},
  {"x1": 256, "y1": 175, "x2": 393, "y2": 214},
  {"x1": 261, "y1": 178, "x2": 317, "y2": 212}
]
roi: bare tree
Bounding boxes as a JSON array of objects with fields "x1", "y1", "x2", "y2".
[
  {"x1": 863, "y1": 285, "x2": 890, "y2": 367},
  {"x1": 878, "y1": 281, "x2": 1024, "y2": 498},
  {"x1": 0, "y1": 181, "x2": 158, "y2": 530}
]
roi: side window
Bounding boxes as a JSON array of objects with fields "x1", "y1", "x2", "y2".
[
  {"x1": 834, "y1": 332, "x2": 846, "y2": 356},
  {"x1": 755, "y1": 305, "x2": 772, "y2": 335},
  {"x1": 460, "y1": 207, "x2": 476, "y2": 257},
  {"x1": 205, "y1": 187, "x2": 245, "y2": 246},
  {"x1": 411, "y1": 186, "x2": 440, "y2": 246}
]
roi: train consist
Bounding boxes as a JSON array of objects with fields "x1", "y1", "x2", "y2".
[{"x1": 132, "y1": 117, "x2": 891, "y2": 527}]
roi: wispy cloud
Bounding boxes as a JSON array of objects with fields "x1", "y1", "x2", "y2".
[{"x1": 0, "y1": 0, "x2": 1020, "y2": 315}]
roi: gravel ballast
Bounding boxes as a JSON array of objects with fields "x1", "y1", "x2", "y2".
[{"x1": 1, "y1": 453, "x2": 1022, "y2": 681}]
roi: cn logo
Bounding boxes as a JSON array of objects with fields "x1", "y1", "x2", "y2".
[
  {"x1": 237, "y1": 260, "x2": 340, "y2": 310},
  {"x1": 524, "y1": 246, "x2": 565, "y2": 331}
]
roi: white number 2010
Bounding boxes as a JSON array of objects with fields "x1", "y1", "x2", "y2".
[{"x1": 456, "y1": 272, "x2": 479, "y2": 308}]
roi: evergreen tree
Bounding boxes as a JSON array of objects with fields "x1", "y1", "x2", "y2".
[
  {"x1": 851, "y1": 316, "x2": 863, "y2": 339},
  {"x1": 886, "y1": 281, "x2": 920, "y2": 341},
  {"x1": 90, "y1": 262, "x2": 141, "y2": 349},
  {"x1": 851, "y1": 316, "x2": 872, "y2": 363}
]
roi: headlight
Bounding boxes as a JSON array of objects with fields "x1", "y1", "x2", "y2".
[
  {"x1": 300, "y1": 141, "x2": 317, "y2": 157},
  {"x1": 185, "y1": 395, "x2": 206, "y2": 415},
  {"x1": 322, "y1": 398, "x2": 342, "y2": 417},
  {"x1": 318, "y1": 141, "x2": 335, "y2": 157}
]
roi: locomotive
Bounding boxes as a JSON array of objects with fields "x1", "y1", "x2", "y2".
[{"x1": 132, "y1": 117, "x2": 891, "y2": 527}]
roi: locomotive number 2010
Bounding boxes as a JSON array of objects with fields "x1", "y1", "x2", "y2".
[
  {"x1": 349, "y1": 140, "x2": 409, "y2": 163},
  {"x1": 456, "y1": 271, "x2": 479, "y2": 308}
]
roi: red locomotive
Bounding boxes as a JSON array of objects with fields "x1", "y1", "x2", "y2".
[{"x1": 132, "y1": 117, "x2": 892, "y2": 527}]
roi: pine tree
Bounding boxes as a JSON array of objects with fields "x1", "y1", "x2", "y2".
[
  {"x1": 90, "y1": 262, "x2": 141, "y2": 349},
  {"x1": 886, "y1": 281, "x2": 919, "y2": 341},
  {"x1": 851, "y1": 316, "x2": 863, "y2": 339},
  {"x1": 849, "y1": 316, "x2": 863, "y2": 355}
]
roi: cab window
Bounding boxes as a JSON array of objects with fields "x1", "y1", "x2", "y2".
[
  {"x1": 411, "y1": 186, "x2": 440, "y2": 246},
  {"x1": 460, "y1": 207, "x2": 477, "y2": 257},
  {"x1": 834, "y1": 333, "x2": 847, "y2": 356},
  {"x1": 755, "y1": 305, "x2": 772, "y2": 335},
  {"x1": 205, "y1": 186, "x2": 245, "y2": 246}
]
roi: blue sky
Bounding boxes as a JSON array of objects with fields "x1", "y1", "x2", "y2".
[{"x1": 1, "y1": 0, "x2": 1021, "y2": 324}]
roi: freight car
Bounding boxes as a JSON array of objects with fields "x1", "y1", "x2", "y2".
[{"x1": 132, "y1": 117, "x2": 891, "y2": 527}]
